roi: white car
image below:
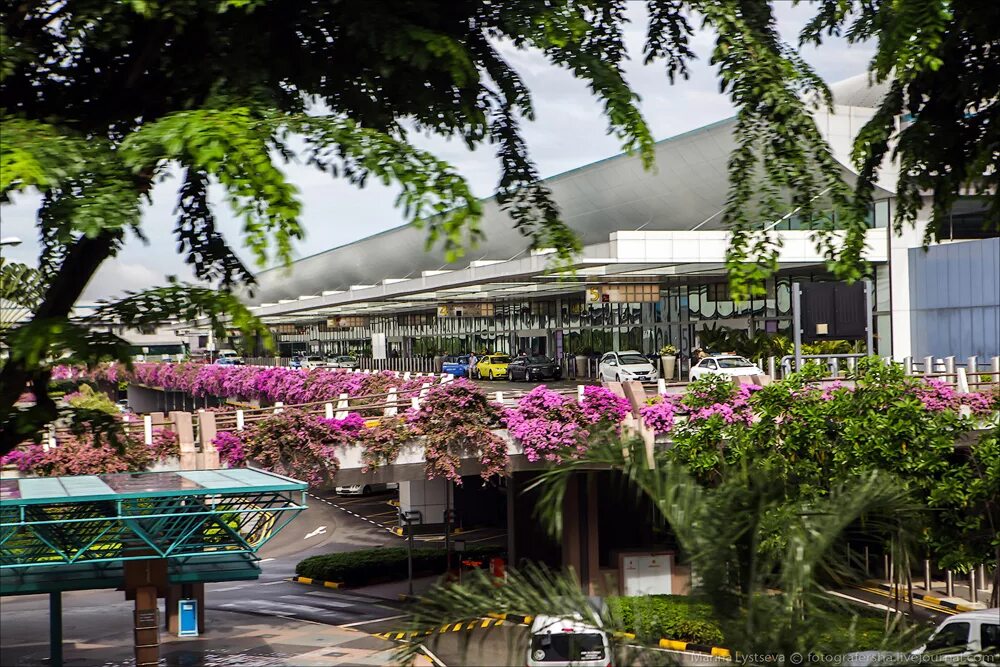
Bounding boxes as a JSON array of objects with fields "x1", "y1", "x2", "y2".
[
  {"x1": 527, "y1": 615, "x2": 611, "y2": 667},
  {"x1": 689, "y1": 355, "x2": 764, "y2": 381},
  {"x1": 335, "y1": 482, "x2": 398, "y2": 496},
  {"x1": 301, "y1": 355, "x2": 327, "y2": 370},
  {"x1": 326, "y1": 355, "x2": 359, "y2": 369},
  {"x1": 598, "y1": 351, "x2": 658, "y2": 383},
  {"x1": 913, "y1": 608, "x2": 999, "y2": 660}
]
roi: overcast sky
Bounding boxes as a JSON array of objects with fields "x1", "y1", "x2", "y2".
[{"x1": 0, "y1": 4, "x2": 875, "y2": 301}]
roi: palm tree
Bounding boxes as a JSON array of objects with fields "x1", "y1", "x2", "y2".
[{"x1": 396, "y1": 434, "x2": 927, "y2": 664}]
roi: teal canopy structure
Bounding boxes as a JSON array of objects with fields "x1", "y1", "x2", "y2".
[{"x1": 0, "y1": 468, "x2": 307, "y2": 595}]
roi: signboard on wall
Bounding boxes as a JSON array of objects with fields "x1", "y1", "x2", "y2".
[
  {"x1": 800, "y1": 282, "x2": 866, "y2": 341},
  {"x1": 436, "y1": 303, "x2": 495, "y2": 317},
  {"x1": 620, "y1": 552, "x2": 673, "y2": 596},
  {"x1": 371, "y1": 332, "x2": 387, "y2": 360}
]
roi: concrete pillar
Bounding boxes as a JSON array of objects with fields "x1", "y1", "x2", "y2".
[
  {"x1": 198, "y1": 412, "x2": 219, "y2": 469},
  {"x1": 956, "y1": 368, "x2": 970, "y2": 394},
  {"x1": 768, "y1": 356, "x2": 776, "y2": 379},
  {"x1": 924, "y1": 559, "x2": 932, "y2": 592},
  {"x1": 561, "y1": 474, "x2": 599, "y2": 595},
  {"x1": 171, "y1": 412, "x2": 196, "y2": 470},
  {"x1": 385, "y1": 388, "x2": 398, "y2": 417},
  {"x1": 325, "y1": 403, "x2": 333, "y2": 419},
  {"x1": 399, "y1": 479, "x2": 450, "y2": 525},
  {"x1": 336, "y1": 393, "x2": 349, "y2": 420},
  {"x1": 164, "y1": 585, "x2": 181, "y2": 633},
  {"x1": 133, "y1": 585, "x2": 159, "y2": 667},
  {"x1": 236, "y1": 409, "x2": 244, "y2": 430},
  {"x1": 967, "y1": 356, "x2": 978, "y2": 378},
  {"x1": 903, "y1": 356, "x2": 913, "y2": 375},
  {"x1": 945, "y1": 356, "x2": 955, "y2": 375},
  {"x1": 923, "y1": 356, "x2": 934, "y2": 375}
]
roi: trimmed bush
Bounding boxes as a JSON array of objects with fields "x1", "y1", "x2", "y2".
[
  {"x1": 296, "y1": 545, "x2": 503, "y2": 587},
  {"x1": 608, "y1": 595, "x2": 724, "y2": 646}
]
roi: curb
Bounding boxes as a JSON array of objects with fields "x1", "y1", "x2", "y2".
[
  {"x1": 290, "y1": 575, "x2": 343, "y2": 589},
  {"x1": 875, "y1": 582, "x2": 984, "y2": 612},
  {"x1": 378, "y1": 613, "x2": 731, "y2": 659}
]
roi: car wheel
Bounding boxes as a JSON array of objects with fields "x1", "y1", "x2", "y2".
[
  {"x1": 489, "y1": 370, "x2": 495, "y2": 380},
  {"x1": 362, "y1": 485, "x2": 371, "y2": 495}
]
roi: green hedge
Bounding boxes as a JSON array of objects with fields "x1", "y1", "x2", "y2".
[
  {"x1": 608, "y1": 595, "x2": 725, "y2": 647},
  {"x1": 296, "y1": 545, "x2": 503, "y2": 587}
]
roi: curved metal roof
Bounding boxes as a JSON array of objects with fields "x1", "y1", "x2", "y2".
[
  {"x1": 250, "y1": 74, "x2": 894, "y2": 304},
  {"x1": 252, "y1": 116, "x2": 737, "y2": 303}
]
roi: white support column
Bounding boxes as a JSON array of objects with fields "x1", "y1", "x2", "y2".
[
  {"x1": 336, "y1": 393, "x2": 349, "y2": 420},
  {"x1": 956, "y1": 368, "x2": 970, "y2": 394},
  {"x1": 144, "y1": 415, "x2": 153, "y2": 445},
  {"x1": 325, "y1": 403, "x2": 334, "y2": 419},
  {"x1": 236, "y1": 410, "x2": 245, "y2": 431},
  {"x1": 385, "y1": 387, "x2": 398, "y2": 417}
]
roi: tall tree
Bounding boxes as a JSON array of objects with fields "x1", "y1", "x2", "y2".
[{"x1": 2, "y1": 0, "x2": 997, "y2": 451}]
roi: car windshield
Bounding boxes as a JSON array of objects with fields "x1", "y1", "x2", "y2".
[
  {"x1": 717, "y1": 357, "x2": 753, "y2": 368},
  {"x1": 307, "y1": 356, "x2": 323, "y2": 361},
  {"x1": 528, "y1": 356, "x2": 550, "y2": 364},
  {"x1": 530, "y1": 633, "x2": 605, "y2": 662},
  {"x1": 338, "y1": 356, "x2": 355, "y2": 362},
  {"x1": 455, "y1": 356, "x2": 469, "y2": 363},
  {"x1": 619, "y1": 354, "x2": 648, "y2": 365},
  {"x1": 491, "y1": 356, "x2": 510, "y2": 363}
]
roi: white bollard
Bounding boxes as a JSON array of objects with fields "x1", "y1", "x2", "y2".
[
  {"x1": 577, "y1": 385, "x2": 585, "y2": 403},
  {"x1": 236, "y1": 410, "x2": 244, "y2": 431},
  {"x1": 956, "y1": 368, "x2": 970, "y2": 394},
  {"x1": 144, "y1": 415, "x2": 153, "y2": 445},
  {"x1": 923, "y1": 356, "x2": 934, "y2": 375},
  {"x1": 657, "y1": 378, "x2": 667, "y2": 395},
  {"x1": 274, "y1": 401, "x2": 284, "y2": 414},
  {"x1": 336, "y1": 393, "x2": 349, "y2": 420},
  {"x1": 325, "y1": 402, "x2": 334, "y2": 419},
  {"x1": 494, "y1": 391, "x2": 504, "y2": 405},
  {"x1": 945, "y1": 356, "x2": 956, "y2": 375},
  {"x1": 385, "y1": 387, "x2": 398, "y2": 417},
  {"x1": 46, "y1": 425, "x2": 56, "y2": 450}
]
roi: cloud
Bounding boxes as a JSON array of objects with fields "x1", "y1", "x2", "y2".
[{"x1": 1, "y1": 6, "x2": 874, "y2": 301}]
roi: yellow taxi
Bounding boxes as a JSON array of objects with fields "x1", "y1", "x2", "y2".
[{"x1": 475, "y1": 354, "x2": 511, "y2": 380}]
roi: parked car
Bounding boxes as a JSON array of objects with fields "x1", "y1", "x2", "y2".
[
  {"x1": 442, "y1": 355, "x2": 472, "y2": 377},
  {"x1": 527, "y1": 614, "x2": 611, "y2": 667},
  {"x1": 509, "y1": 355, "x2": 562, "y2": 382},
  {"x1": 326, "y1": 355, "x2": 359, "y2": 369},
  {"x1": 335, "y1": 482, "x2": 398, "y2": 496},
  {"x1": 215, "y1": 357, "x2": 245, "y2": 366},
  {"x1": 475, "y1": 354, "x2": 511, "y2": 380},
  {"x1": 301, "y1": 355, "x2": 327, "y2": 370},
  {"x1": 289, "y1": 356, "x2": 303, "y2": 369},
  {"x1": 689, "y1": 355, "x2": 764, "y2": 381},
  {"x1": 598, "y1": 350, "x2": 658, "y2": 383}
]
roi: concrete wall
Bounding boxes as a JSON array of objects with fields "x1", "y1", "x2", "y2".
[{"x1": 908, "y1": 238, "x2": 1000, "y2": 360}]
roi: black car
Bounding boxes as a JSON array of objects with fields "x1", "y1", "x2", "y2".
[{"x1": 508, "y1": 355, "x2": 562, "y2": 382}]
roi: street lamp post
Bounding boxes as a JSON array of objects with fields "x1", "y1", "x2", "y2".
[{"x1": 399, "y1": 510, "x2": 422, "y2": 597}]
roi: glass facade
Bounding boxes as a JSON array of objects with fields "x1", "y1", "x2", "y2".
[{"x1": 275, "y1": 270, "x2": 884, "y2": 360}]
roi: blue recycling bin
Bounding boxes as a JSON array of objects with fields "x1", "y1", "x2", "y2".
[{"x1": 178, "y1": 599, "x2": 198, "y2": 636}]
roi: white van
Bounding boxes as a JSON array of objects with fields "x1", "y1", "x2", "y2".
[
  {"x1": 527, "y1": 615, "x2": 612, "y2": 667},
  {"x1": 913, "y1": 608, "x2": 999, "y2": 660}
]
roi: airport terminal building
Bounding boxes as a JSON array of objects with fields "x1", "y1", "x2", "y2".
[{"x1": 245, "y1": 74, "x2": 999, "y2": 367}]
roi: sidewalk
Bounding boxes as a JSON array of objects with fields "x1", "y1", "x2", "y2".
[
  {"x1": 0, "y1": 603, "x2": 426, "y2": 667},
  {"x1": 871, "y1": 580, "x2": 994, "y2": 612}
]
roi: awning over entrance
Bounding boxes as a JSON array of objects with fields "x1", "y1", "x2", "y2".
[{"x1": 0, "y1": 468, "x2": 307, "y2": 595}]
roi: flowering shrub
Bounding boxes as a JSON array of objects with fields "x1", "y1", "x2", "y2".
[
  {"x1": 360, "y1": 417, "x2": 411, "y2": 472},
  {"x1": 579, "y1": 385, "x2": 632, "y2": 425},
  {"x1": 640, "y1": 396, "x2": 679, "y2": 435},
  {"x1": 408, "y1": 379, "x2": 508, "y2": 482},
  {"x1": 213, "y1": 431, "x2": 246, "y2": 466},
  {"x1": 230, "y1": 409, "x2": 346, "y2": 486},
  {"x1": 148, "y1": 427, "x2": 179, "y2": 460},
  {"x1": 2, "y1": 431, "x2": 157, "y2": 476},
  {"x1": 505, "y1": 386, "x2": 589, "y2": 463}
]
